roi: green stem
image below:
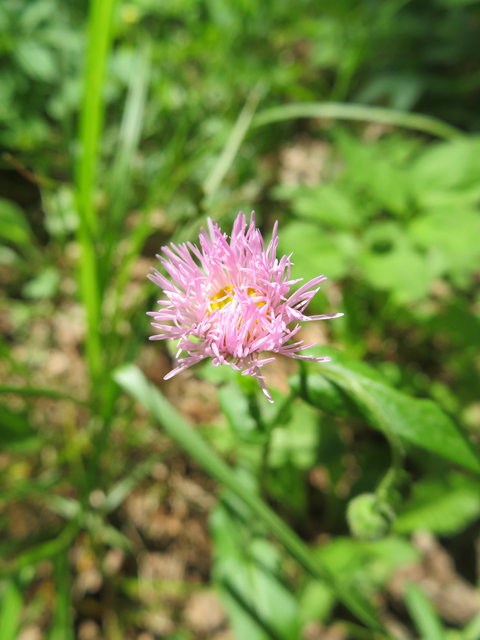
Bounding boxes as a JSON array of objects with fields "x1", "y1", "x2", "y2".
[
  {"x1": 252, "y1": 102, "x2": 463, "y2": 140},
  {"x1": 376, "y1": 436, "x2": 404, "y2": 505},
  {"x1": 114, "y1": 365, "x2": 390, "y2": 636}
]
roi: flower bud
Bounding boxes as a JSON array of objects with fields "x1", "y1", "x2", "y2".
[{"x1": 347, "y1": 493, "x2": 395, "y2": 540}]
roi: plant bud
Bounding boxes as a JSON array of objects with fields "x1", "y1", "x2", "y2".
[{"x1": 347, "y1": 493, "x2": 395, "y2": 540}]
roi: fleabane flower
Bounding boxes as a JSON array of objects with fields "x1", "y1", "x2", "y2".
[{"x1": 147, "y1": 211, "x2": 342, "y2": 403}]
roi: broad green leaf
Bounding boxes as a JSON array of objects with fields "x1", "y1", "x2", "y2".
[
  {"x1": 409, "y1": 207, "x2": 480, "y2": 283},
  {"x1": 405, "y1": 582, "x2": 445, "y2": 640},
  {"x1": 20, "y1": 0, "x2": 56, "y2": 32},
  {"x1": 360, "y1": 222, "x2": 436, "y2": 303},
  {"x1": 395, "y1": 473, "x2": 480, "y2": 536},
  {"x1": 22, "y1": 267, "x2": 61, "y2": 300},
  {"x1": 411, "y1": 137, "x2": 480, "y2": 207},
  {"x1": 316, "y1": 536, "x2": 419, "y2": 591},
  {"x1": 299, "y1": 580, "x2": 335, "y2": 625},
  {"x1": 14, "y1": 40, "x2": 57, "y2": 82},
  {"x1": 294, "y1": 348, "x2": 480, "y2": 473},
  {"x1": 269, "y1": 401, "x2": 319, "y2": 470},
  {"x1": 0, "y1": 581, "x2": 23, "y2": 640},
  {"x1": 0, "y1": 404, "x2": 37, "y2": 449},
  {"x1": 278, "y1": 221, "x2": 357, "y2": 282},
  {"x1": 0, "y1": 199, "x2": 32, "y2": 246},
  {"x1": 218, "y1": 383, "x2": 265, "y2": 444},
  {"x1": 287, "y1": 184, "x2": 359, "y2": 230},
  {"x1": 339, "y1": 135, "x2": 410, "y2": 216}
]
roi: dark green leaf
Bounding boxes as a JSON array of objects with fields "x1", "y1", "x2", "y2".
[
  {"x1": 296, "y1": 348, "x2": 480, "y2": 473},
  {"x1": 0, "y1": 404, "x2": 36, "y2": 447}
]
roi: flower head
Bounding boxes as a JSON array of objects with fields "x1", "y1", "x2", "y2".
[{"x1": 147, "y1": 211, "x2": 341, "y2": 402}]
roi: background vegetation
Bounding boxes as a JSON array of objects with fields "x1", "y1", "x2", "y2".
[{"x1": 1, "y1": 0, "x2": 480, "y2": 639}]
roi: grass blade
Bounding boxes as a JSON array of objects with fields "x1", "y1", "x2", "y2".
[
  {"x1": 0, "y1": 384, "x2": 88, "y2": 406},
  {"x1": 0, "y1": 581, "x2": 22, "y2": 640},
  {"x1": 203, "y1": 82, "x2": 265, "y2": 206},
  {"x1": 75, "y1": 0, "x2": 118, "y2": 385},
  {"x1": 113, "y1": 364, "x2": 388, "y2": 636},
  {"x1": 0, "y1": 523, "x2": 79, "y2": 578},
  {"x1": 109, "y1": 43, "x2": 151, "y2": 228},
  {"x1": 252, "y1": 102, "x2": 463, "y2": 140},
  {"x1": 49, "y1": 550, "x2": 74, "y2": 640},
  {"x1": 404, "y1": 582, "x2": 445, "y2": 640}
]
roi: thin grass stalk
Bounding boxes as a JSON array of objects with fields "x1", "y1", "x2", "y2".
[{"x1": 252, "y1": 102, "x2": 463, "y2": 139}]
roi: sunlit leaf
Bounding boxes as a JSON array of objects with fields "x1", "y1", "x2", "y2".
[
  {"x1": 294, "y1": 348, "x2": 480, "y2": 473},
  {"x1": 0, "y1": 581, "x2": 23, "y2": 640},
  {"x1": 0, "y1": 199, "x2": 32, "y2": 246},
  {"x1": 405, "y1": 582, "x2": 445, "y2": 640},
  {"x1": 395, "y1": 473, "x2": 480, "y2": 535}
]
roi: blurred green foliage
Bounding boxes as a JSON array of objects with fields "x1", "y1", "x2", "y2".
[{"x1": 2, "y1": 0, "x2": 480, "y2": 639}]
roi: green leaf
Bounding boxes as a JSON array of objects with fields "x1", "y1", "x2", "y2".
[
  {"x1": 340, "y1": 136, "x2": 410, "y2": 216},
  {"x1": 49, "y1": 551, "x2": 74, "y2": 640},
  {"x1": 22, "y1": 267, "x2": 60, "y2": 300},
  {"x1": 211, "y1": 503, "x2": 301, "y2": 640},
  {"x1": 286, "y1": 184, "x2": 359, "y2": 230},
  {"x1": 360, "y1": 222, "x2": 435, "y2": 303},
  {"x1": 14, "y1": 40, "x2": 57, "y2": 82},
  {"x1": 395, "y1": 473, "x2": 480, "y2": 536},
  {"x1": 0, "y1": 199, "x2": 32, "y2": 246},
  {"x1": 0, "y1": 404, "x2": 37, "y2": 449},
  {"x1": 0, "y1": 581, "x2": 23, "y2": 640},
  {"x1": 411, "y1": 137, "x2": 480, "y2": 207},
  {"x1": 405, "y1": 582, "x2": 445, "y2": 640},
  {"x1": 409, "y1": 207, "x2": 480, "y2": 284},
  {"x1": 299, "y1": 580, "x2": 335, "y2": 625},
  {"x1": 316, "y1": 536, "x2": 419, "y2": 590},
  {"x1": 218, "y1": 383, "x2": 265, "y2": 444},
  {"x1": 296, "y1": 348, "x2": 480, "y2": 474},
  {"x1": 278, "y1": 221, "x2": 357, "y2": 282},
  {"x1": 269, "y1": 401, "x2": 319, "y2": 470}
]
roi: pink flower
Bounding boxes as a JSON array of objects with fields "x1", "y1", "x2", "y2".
[{"x1": 147, "y1": 212, "x2": 342, "y2": 402}]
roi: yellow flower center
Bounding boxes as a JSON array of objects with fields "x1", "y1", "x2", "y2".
[
  {"x1": 209, "y1": 285, "x2": 235, "y2": 313},
  {"x1": 207, "y1": 285, "x2": 265, "y2": 316}
]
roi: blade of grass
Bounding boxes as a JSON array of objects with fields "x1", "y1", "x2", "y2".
[
  {"x1": 49, "y1": 550, "x2": 74, "y2": 640},
  {"x1": 0, "y1": 522, "x2": 79, "y2": 578},
  {"x1": 462, "y1": 611, "x2": 480, "y2": 640},
  {"x1": 203, "y1": 82, "x2": 265, "y2": 207},
  {"x1": 101, "y1": 457, "x2": 157, "y2": 514},
  {"x1": 75, "y1": 0, "x2": 118, "y2": 385},
  {"x1": 100, "y1": 43, "x2": 151, "y2": 288},
  {"x1": 404, "y1": 582, "x2": 445, "y2": 640},
  {"x1": 252, "y1": 102, "x2": 463, "y2": 140},
  {"x1": 113, "y1": 364, "x2": 389, "y2": 637},
  {"x1": 0, "y1": 384, "x2": 88, "y2": 406},
  {"x1": 109, "y1": 43, "x2": 151, "y2": 228},
  {"x1": 0, "y1": 581, "x2": 22, "y2": 640}
]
